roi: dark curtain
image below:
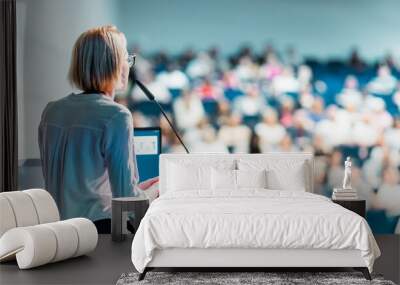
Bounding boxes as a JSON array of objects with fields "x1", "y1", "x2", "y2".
[{"x1": 0, "y1": 0, "x2": 18, "y2": 192}]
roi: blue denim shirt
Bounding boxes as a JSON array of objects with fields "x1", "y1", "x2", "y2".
[{"x1": 38, "y1": 93, "x2": 139, "y2": 221}]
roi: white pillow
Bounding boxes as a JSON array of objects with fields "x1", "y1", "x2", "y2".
[
  {"x1": 266, "y1": 166, "x2": 306, "y2": 191},
  {"x1": 167, "y1": 160, "x2": 236, "y2": 192},
  {"x1": 236, "y1": 169, "x2": 267, "y2": 189},
  {"x1": 211, "y1": 168, "x2": 236, "y2": 190},
  {"x1": 168, "y1": 163, "x2": 210, "y2": 191},
  {"x1": 237, "y1": 159, "x2": 307, "y2": 191}
]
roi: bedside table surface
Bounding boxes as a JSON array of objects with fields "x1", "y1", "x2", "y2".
[
  {"x1": 332, "y1": 199, "x2": 365, "y2": 202},
  {"x1": 112, "y1": 193, "x2": 148, "y2": 202}
]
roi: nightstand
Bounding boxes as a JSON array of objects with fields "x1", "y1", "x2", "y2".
[
  {"x1": 332, "y1": 199, "x2": 366, "y2": 218},
  {"x1": 111, "y1": 194, "x2": 149, "y2": 242}
]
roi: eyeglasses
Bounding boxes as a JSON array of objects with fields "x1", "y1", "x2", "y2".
[{"x1": 127, "y1": 54, "x2": 136, "y2": 68}]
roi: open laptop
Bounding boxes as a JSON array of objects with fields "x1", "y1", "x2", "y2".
[{"x1": 133, "y1": 127, "x2": 162, "y2": 182}]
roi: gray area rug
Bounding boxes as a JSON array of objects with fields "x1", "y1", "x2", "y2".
[{"x1": 116, "y1": 271, "x2": 396, "y2": 285}]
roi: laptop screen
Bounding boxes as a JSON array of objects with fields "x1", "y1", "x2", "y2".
[{"x1": 133, "y1": 127, "x2": 162, "y2": 182}]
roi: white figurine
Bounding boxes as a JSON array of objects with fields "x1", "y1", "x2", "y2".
[{"x1": 342, "y1": 157, "x2": 352, "y2": 190}]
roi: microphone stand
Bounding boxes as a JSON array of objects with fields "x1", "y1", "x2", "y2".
[{"x1": 135, "y1": 79, "x2": 190, "y2": 154}]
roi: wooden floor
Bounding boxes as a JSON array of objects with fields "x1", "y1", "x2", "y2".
[{"x1": 0, "y1": 235, "x2": 398, "y2": 285}]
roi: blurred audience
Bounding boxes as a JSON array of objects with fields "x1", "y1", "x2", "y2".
[
  {"x1": 368, "y1": 65, "x2": 397, "y2": 95},
  {"x1": 172, "y1": 89, "x2": 205, "y2": 131},
  {"x1": 218, "y1": 113, "x2": 251, "y2": 153},
  {"x1": 122, "y1": 44, "x2": 400, "y2": 233},
  {"x1": 255, "y1": 109, "x2": 287, "y2": 152},
  {"x1": 372, "y1": 166, "x2": 400, "y2": 217}
]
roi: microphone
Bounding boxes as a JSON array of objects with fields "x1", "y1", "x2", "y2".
[{"x1": 135, "y1": 79, "x2": 190, "y2": 154}]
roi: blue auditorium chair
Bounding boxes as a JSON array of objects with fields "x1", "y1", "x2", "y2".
[
  {"x1": 242, "y1": 115, "x2": 261, "y2": 129},
  {"x1": 202, "y1": 100, "x2": 219, "y2": 123},
  {"x1": 285, "y1": 92, "x2": 299, "y2": 102},
  {"x1": 134, "y1": 101, "x2": 172, "y2": 117},
  {"x1": 224, "y1": 88, "x2": 244, "y2": 102},
  {"x1": 366, "y1": 210, "x2": 399, "y2": 234},
  {"x1": 319, "y1": 75, "x2": 345, "y2": 106},
  {"x1": 169, "y1": 89, "x2": 182, "y2": 101}
]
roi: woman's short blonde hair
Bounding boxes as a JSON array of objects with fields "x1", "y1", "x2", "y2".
[{"x1": 68, "y1": 25, "x2": 126, "y2": 93}]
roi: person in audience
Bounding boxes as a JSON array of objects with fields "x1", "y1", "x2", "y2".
[
  {"x1": 233, "y1": 85, "x2": 267, "y2": 117},
  {"x1": 336, "y1": 75, "x2": 363, "y2": 110},
  {"x1": 279, "y1": 97, "x2": 295, "y2": 128},
  {"x1": 312, "y1": 134, "x2": 329, "y2": 156},
  {"x1": 260, "y1": 51, "x2": 283, "y2": 81},
  {"x1": 307, "y1": 97, "x2": 326, "y2": 124},
  {"x1": 255, "y1": 109, "x2": 287, "y2": 152},
  {"x1": 336, "y1": 98, "x2": 360, "y2": 128},
  {"x1": 271, "y1": 66, "x2": 299, "y2": 95},
  {"x1": 371, "y1": 166, "x2": 400, "y2": 218},
  {"x1": 368, "y1": 65, "x2": 397, "y2": 95},
  {"x1": 298, "y1": 84, "x2": 315, "y2": 110},
  {"x1": 159, "y1": 114, "x2": 174, "y2": 152},
  {"x1": 131, "y1": 71, "x2": 172, "y2": 103},
  {"x1": 191, "y1": 127, "x2": 229, "y2": 153},
  {"x1": 39, "y1": 26, "x2": 158, "y2": 234},
  {"x1": 393, "y1": 83, "x2": 400, "y2": 112},
  {"x1": 218, "y1": 113, "x2": 251, "y2": 153},
  {"x1": 275, "y1": 134, "x2": 299, "y2": 152},
  {"x1": 195, "y1": 77, "x2": 223, "y2": 101},
  {"x1": 383, "y1": 52, "x2": 399, "y2": 71},
  {"x1": 365, "y1": 97, "x2": 393, "y2": 131},
  {"x1": 132, "y1": 111, "x2": 151, "y2": 127},
  {"x1": 351, "y1": 115, "x2": 381, "y2": 147},
  {"x1": 157, "y1": 63, "x2": 189, "y2": 90},
  {"x1": 290, "y1": 109, "x2": 314, "y2": 142},
  {"x1": 183, "y1": 118, "x2": 212, "y2": 148},
  {"x1": 314, "y1": 106, "x2": 351, "y2": 151},
  {"x1": 173, "y1": 89, "x2": 205, "y2": 131},
  {"x1": 216, "y1": 99, "x2": 232, "y2": 126},
  {"x1": 167, "y1": 133, "x2": 188, "y2": 154},
  {"x1": 186, "y1": 51, "x2": 215, "y2": 79},
  {"x1": 352, "y1": 166, "x2": 374, "y2": 210},
  {"x1": 327, "y1": 149, "x2": 344, "y2": 190},
  {"x1": 362, "y1": 142, "x2": 391, "y2": 189},
  {"x1": 221, "y1": 70, "x2": 242, "y2": 91},
  {"x1": 297, "y1": 65, "x2": 313, "y2": 90},
  {"x1": 313, "y1": 153, "x2": 329, "y2": 196},
  {"x1": 235, "y1": 55, "x2": 259, "y2": 82},
  {"x1": 182, "y1": 117, "x2": 227, "y2": 153},
  {"x1": 384, "y1": 117, "x2": 400, "y2": 151}
]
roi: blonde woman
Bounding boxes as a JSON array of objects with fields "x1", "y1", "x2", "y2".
[{"x1": 39, "y1": 26, "x2": 157, "y2": 233}]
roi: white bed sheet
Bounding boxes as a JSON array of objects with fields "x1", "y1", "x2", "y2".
[{"x1": 131, "y1": 190, "x2": 380, "y2": 273}]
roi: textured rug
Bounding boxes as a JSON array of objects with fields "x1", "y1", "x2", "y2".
[{"x1": 116, "y1": 271, "x2": 396, "y2": 285}]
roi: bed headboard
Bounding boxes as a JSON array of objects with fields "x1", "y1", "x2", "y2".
[{"x1": 159, "y1": 153, "x2": 314, "y2": 195}]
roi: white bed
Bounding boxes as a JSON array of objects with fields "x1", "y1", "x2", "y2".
[{"x1": 131, "y1": 153, "x2": 380, "y2": 280}]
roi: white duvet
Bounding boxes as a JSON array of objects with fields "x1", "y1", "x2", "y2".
[{"x1": 131, "y1": 190, "x2": 380, "y2": 273}]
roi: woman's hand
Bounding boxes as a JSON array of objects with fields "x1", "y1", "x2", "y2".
[
  {"x1": 137, "y1": 177, "x2": 159, "y2": 202},
  {"x1": 137, "y1": 177, "x2": 159, "y2": 190}
]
